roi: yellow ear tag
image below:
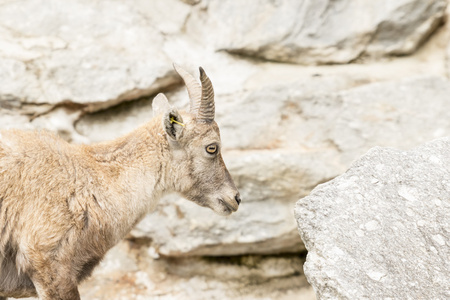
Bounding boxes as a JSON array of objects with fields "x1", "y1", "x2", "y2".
[{"x1": 170, "y1": 117, "x2": 185, "y2": 127}]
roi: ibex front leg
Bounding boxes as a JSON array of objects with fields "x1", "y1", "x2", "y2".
[
  {"x1": 30, "y1": 262, "x2": 80, "y2": 300},
  {"x1": 32, "y1": 278, "x2": 80, "y2": 300}
]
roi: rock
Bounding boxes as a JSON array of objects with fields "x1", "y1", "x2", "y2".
[
  {"x1": 0, "y1": 0, "x2": 178, "y2": 112},
  {"x1": 447, "y1": 39, "x2": 450, "y2": 75},
  {"x1": 75, "y1": 87, "x2": 191, "y2": 143},
  {"x1": 213, "y1": 75, "x2": 450, "y2": 156},
  {"x1": 195, "y1": 0, "x2": 447, "y2": 64},
  {"x1": 31, "y1": 107, "x2": 90, "y2": 144},
  {"x1": 128, "y1": 0, "x2": 192, "y2": 35},
  {"x1": 180, "y1": 0, "x2": 201, "y2": 5},
  {"x1": 132, "y1": 190, "x2": 306, "y2": 256},
  {"x1": 78, "y1": 239, "x2": 316, "y2": 300},
  {"x1": 217, "y1": 74, "x2": 361, "y2": 151},
  {"x1": 295, "y1": 138, "x2": 450, "y2": 299},
  {"x1": 0, "y1": 109, "x2": 34, "y2": 131},
  {"x1": 221, "y1": 75, "x2": 450, "y2": 157},
  {"x1": 75, "y1": 97, "x2": 155, "y2": 144},
  {"x1": 326, "y1": 75, "x2": 450, "y2": 164}
]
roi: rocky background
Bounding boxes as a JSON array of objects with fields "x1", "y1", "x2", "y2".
[{"x1": 1, "y1": 0, "x2": 449, "y2": 299}]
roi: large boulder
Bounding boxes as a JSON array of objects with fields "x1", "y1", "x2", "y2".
[
  {"x1": 295, "y1": 138, "x2": 450, "y2": 299},
  {"x1": 191, "y1": 0, "x2": 447, "y2": 64}
]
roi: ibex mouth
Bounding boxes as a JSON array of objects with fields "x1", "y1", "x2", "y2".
[{"x1": 219, "y1": 198, "x2": 238, "y2": 213}]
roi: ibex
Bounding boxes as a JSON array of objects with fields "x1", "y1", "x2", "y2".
[{"x1": 0, "y1": 65, "x2": 241, "y2": 300}]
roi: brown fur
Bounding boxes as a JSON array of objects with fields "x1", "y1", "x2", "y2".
[{"x1": 0, "y1": 108, "x2": 240, "y2": 299}]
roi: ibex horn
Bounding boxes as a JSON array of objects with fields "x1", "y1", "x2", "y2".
[
  {"x1": 197, "y1": 67, "x2": 215, "y2": 123},
  {"x1": 173, "y1": 63, "x2": 202, "y2": 115}
]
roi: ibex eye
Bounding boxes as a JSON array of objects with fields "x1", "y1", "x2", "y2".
[{"x1": 206, "y1": 144, "x2": 218, "y2": 154}]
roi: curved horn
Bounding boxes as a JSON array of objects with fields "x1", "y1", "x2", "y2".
[
  {"x1": 197, "y1": 67, "x2": 215, "y2": 123},
  {"x1": 173, "y1": 63, "x2": 202, "y2": 115}
]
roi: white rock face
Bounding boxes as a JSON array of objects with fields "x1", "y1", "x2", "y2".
[
  {"x1": 219, "y1": 75, "x2": 450, "y2": 154},
  {"x1": 0, "y1": 0, "x2": 177, "y2": 111},
  {"x1": 447, "y1": 39, "x2": 450, "y2": 75},
  {"x1": 77, "y1": 240, "x2": 315, "y2": 300},
  {"x1": 197, "y1": 0, "x2": 447, "y2": 64},
  {"x1": 295, "y1": 138, "x2": 450, "y2": 299}
]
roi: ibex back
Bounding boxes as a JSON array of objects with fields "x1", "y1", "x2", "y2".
[{"x1": 0, "y1": 65, "x2": 241, "y2": 300}]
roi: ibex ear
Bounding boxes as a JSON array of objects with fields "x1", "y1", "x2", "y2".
[
  {"x1": 152, "y1": 93, "x2": 171, "y2": 117},
  {"x1": 163, "y1": 108, "x2": 184, "y2": 141}
]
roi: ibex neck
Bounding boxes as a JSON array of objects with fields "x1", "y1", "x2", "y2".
[{"x1": 84, "y1": 117, "x2": 169, "y2": 238}]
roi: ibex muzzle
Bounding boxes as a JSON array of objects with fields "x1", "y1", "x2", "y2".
[{"x1": 0, "y1": 64, "x2": 240, "y2": 299}]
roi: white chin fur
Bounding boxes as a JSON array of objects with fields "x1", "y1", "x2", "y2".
[{"x1": 210, "y1": 199, "x2": 234, "y2": 216}]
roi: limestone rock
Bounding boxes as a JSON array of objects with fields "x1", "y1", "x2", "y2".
[
  {"x1": 129, "y1": 0, "x2": 192, "y2": 35},
  {"x1": 326, "y1": 75, "x2": 450, "y2": 164},
  {"x1": 217, "y1": 75, "x2": 450, "y2": 155},
  {"x1": 78, "y1": 240, "x2": 315, "y2": 300},
  {"x1": 0, "y1": 109, "x2": 33, "y2": 131},
  {"x1": 216, "y1": 75, "x2": 361, "y2": 151},
  {"x1": 132, "y1": 190, "x2": 306, "y2": 256},
  {"x1": 197, "y1": 0, "x2": 447, "y2": 64},
  {"x1": 295, "y1": 138, "x2": 450, "y2": 299},
  {"x1": 447, "y1": 39, "x2": 450, "y2": 75},
  {"x1": 0, "y1": 0, "x2": 177, "y2": 112}
]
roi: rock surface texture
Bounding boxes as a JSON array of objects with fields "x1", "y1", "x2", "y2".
[
  {"x1": 78, "y1": 239, "x2": 315, "y2": 300},
  {"x1": 199, "y1": 0, "x2": 447, "y2": 64},
  {"x1": 1, "y1": 0, "x2": 450, "y2": 298},
  {"x1": 295, "y1": 138, "x2": 450, "y2": 299},
  {"x1": 0, "y1": 0, "x2": 177, "y2": 110}
]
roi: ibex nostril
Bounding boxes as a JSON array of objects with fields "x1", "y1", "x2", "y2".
[{"x1": 235, "y1": 194, "x2": 241, "y2": 205}]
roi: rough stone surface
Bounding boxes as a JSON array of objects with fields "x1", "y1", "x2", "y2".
[
  {"x1": 0, "y1": 0, "x2": 177, "y2": 111},
  {"x1": 325, "y1": 75, "x2": 450, "y2": 164},
  {"x1": 447, "y1": 39, "x2": 450, "y2": 76},
  {"x1": 195, "y1": 0, "x2": 447, "y2": 64},
  {"x1": 219, "y1": 75, "x2": 450, "y2": 154},
  {"x1": 295, "y1": 138, "x2": 450, "y2": 299}
]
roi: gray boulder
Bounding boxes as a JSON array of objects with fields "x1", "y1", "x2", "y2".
[
  {"x1": 197, "y1": 0, "x2": 447, "y2": 64},
  {"x1": 295, "y1": 138, "x2": 450, "y2": 299}
]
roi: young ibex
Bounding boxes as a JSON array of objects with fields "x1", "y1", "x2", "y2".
[{"x1": 0, "y1": 65, "x2": 241, "y2": 300}]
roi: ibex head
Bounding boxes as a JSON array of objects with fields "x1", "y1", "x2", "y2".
[{"x1": 152, "y1": 64, "x2": 241, "y2": 216}]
